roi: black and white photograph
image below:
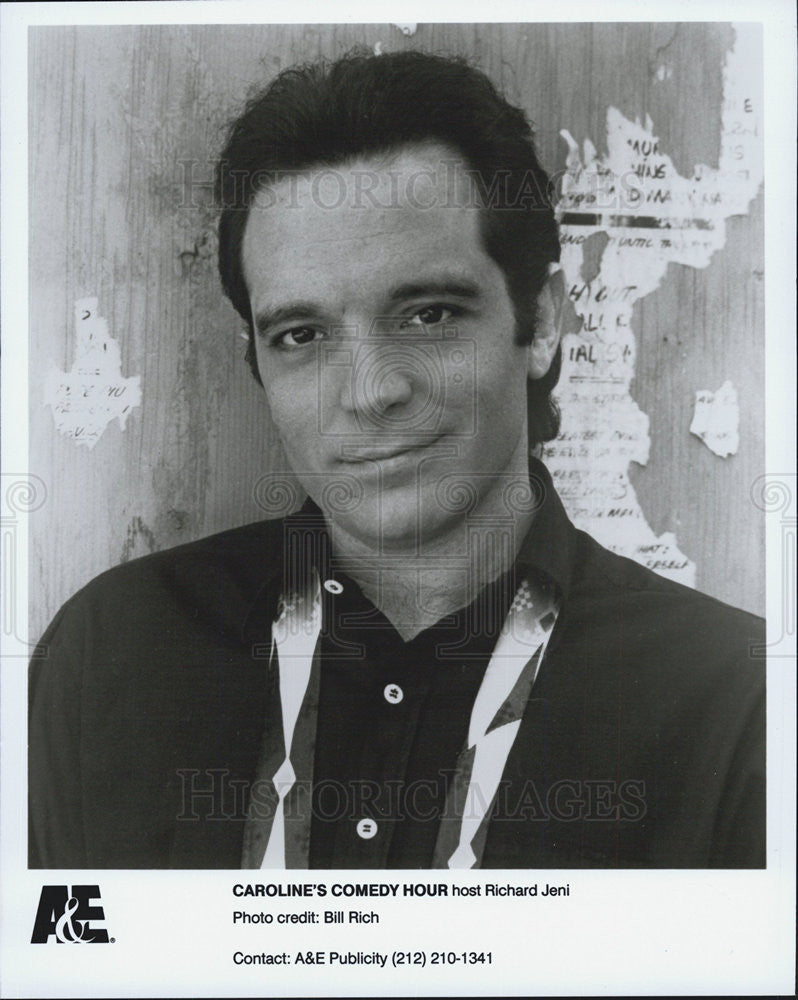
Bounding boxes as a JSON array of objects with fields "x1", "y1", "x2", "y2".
[{"x1": 1, "y1": 3, "x2": 795, "y2": 997}]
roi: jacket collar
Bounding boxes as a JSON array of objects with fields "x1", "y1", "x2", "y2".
[{"x1": 516, "y1": 456, "x2": 576, "y2": 602}]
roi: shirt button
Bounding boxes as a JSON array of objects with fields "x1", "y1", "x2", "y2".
[
  {"x1": 383, "y1": 684, "x2": 404, "y2": 704},
  {"x1": 323, "y1": 579, "x2": 343, "y2": 595},
  {"x1": 356, "y1": 818, "x2": 378, "y2": 840}
]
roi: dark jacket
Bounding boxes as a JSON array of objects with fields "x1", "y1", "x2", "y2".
[{"x1": 29, "y1": 464, "x2": 765, "y2": 869}]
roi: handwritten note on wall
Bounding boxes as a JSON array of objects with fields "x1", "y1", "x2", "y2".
[
  {"x1": 549, "y1": 24, "x2": 762, "y2": 586},
  {"x1": 43, "y1": 298, "x2": 142, "y2": 449}
]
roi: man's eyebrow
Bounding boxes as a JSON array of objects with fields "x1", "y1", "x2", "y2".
[
  {"x1": 386, "y1": 277, "x2": 482, "y2": 303},
  {"x1": 253, "y1": 302, "x2": 326, "y2": 336}
]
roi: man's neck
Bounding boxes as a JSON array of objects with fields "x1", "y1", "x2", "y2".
[{"x1": 327, "y1": 474, "x2": 536, "y2": 642}]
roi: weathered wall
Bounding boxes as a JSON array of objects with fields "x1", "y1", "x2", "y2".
[{"x1": 29, "y1": 22, "x2": 764, "y2": 640}]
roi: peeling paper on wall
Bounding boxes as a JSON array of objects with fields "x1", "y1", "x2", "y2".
[
  {"x1": 43, "y1": 298, "x2": 142, "y2": 449},
  {"x1": 550, "y1": 24, "x2": 762, "y2": 585},
  {"x1": 690, "y1": 381, "x2": 739, "y2": 457},
  {"x1": 391, "y1": 23, "x2": 417, "y2": 36}
]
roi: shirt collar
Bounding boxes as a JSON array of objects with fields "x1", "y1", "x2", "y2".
[{"x1": 241, "y1": 457, "x2": 576, "y2": 641}]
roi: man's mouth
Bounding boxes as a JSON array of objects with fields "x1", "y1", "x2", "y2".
[{"x1": 338, "y1": 436, "x2": 443, "y2": 464}]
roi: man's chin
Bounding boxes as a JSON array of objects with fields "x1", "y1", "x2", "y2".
[{"x1": 320, "y1": 487, "x2": 455, "y2": 551}]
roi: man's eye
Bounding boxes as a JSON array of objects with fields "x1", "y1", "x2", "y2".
[
  {"x1": 274, "y1": 327, "x2": 323, "y2": 348},
  {"x1": 401, "y1": 305, "x2": 454, "y2": 328}
]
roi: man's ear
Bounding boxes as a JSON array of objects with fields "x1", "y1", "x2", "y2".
[{"x1": 527, "y1": 265, "x2": 563, "y2": 380}]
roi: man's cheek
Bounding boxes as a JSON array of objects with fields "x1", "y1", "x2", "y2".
[{"x1": 264, "y1": 386, "x2": 304, "y2": 430}]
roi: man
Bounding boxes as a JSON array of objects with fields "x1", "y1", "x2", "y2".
[{"x1": 29, "y1": 51, "x2": 764, "y2": 869}]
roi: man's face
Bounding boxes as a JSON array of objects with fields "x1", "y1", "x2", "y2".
[{"x1": 241, "y1": 143, "x2": 533, "y2": 549}]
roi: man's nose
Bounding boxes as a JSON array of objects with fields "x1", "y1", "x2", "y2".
[{"x1": 338, "y1": 338, "x2": 415, "y2": 423}]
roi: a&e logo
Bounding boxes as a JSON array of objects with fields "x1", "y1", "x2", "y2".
[{"x1": 31, "y1": 885, "x2": 110, "y2": 944}]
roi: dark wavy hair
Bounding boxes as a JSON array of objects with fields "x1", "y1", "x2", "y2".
[{"x1": 216, "y1": 50, "x2": 562, "y2": 445}]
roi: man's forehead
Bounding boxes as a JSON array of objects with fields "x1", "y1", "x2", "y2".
[
  {"x1": 248, "y1": 141, "x2": 480, "y2": 215},
  {"x1": 241, "y1": 141, "x2": 493, "y2": 302}
]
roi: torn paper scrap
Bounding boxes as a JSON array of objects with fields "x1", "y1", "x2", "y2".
[
  {"x1": 43, "y1": 297, "x2": 142, "y2": 449},
  {"x1": 690, "y1": 380, "x2": 740, "y2": 457},
  {"x1": 551, "y1": 25, "x2": 760, "y2": 586}
]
